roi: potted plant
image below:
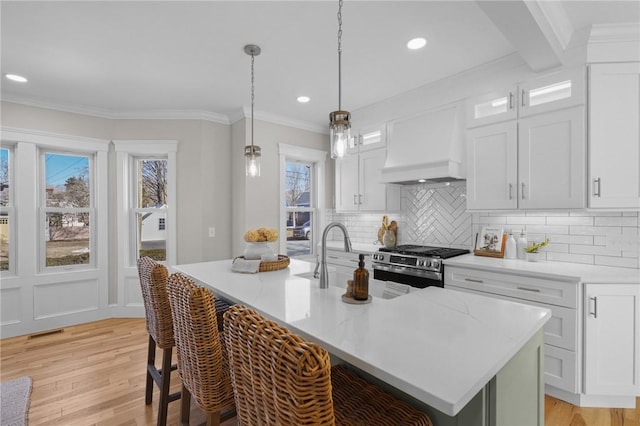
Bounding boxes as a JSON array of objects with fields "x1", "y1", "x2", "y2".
[{"x1": 524, "y1": 238, "x2": 550, "y2": 262}]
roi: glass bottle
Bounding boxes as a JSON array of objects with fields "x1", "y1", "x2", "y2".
[
  {"x1": 516, "y1": 230, "x2": 528, "y2": 260},
  {"x1": 505, "y1": 231, "x2": 517, "y2": 259},
  {"x1": 352, "y1": 254, "x2": 369, "y2": 300}
]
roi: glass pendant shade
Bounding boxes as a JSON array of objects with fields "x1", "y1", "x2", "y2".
[
  {"x1": 245, "y1": 145, "x2": 261, "y2": 177},
  {"x1": 329, "y1": 110, "x2": 351, "y2": 159}
]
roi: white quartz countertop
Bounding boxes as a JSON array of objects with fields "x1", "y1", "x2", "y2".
[
  {"x1": 174, "y1": 258, "x2": 550, "y2": 416},
  {"x1": 444, "y1": 254, "x2": 640, "y2": 284}
]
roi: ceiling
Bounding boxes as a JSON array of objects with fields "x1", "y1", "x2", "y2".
[{"x1": 1, "y1": 1, "x2": 638, "y2": 133}]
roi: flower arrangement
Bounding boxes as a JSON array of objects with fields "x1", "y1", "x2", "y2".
[
  {"x1": 244, "y1": 227, "x2": 278, "y2": 243},
  {"x1": 525, "y1": 238, "x2": 550, "y2": 253}
]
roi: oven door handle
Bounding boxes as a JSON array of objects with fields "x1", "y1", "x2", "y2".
[{"x1": 372, "y1": 263, "x2": 442, "y2": 281}]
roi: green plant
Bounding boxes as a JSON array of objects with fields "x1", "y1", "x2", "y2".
[{"x1": 525, "y1": 238, "x2": 550, "y2": 253}]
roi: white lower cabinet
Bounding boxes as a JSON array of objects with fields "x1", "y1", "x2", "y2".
[
  {"x1": 584, "y1": 284, "x2": 640, "y2": 396},
  {"x1": 324, "y1": 248, "x2": 372, "y2": 285},
  {"x1": 445, "y1": 266, "x2": 579, "y2": 394}
]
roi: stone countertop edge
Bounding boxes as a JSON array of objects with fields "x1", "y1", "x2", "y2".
[{"x1": 444, "y1": 253, "x2": 640, "y2": 284}]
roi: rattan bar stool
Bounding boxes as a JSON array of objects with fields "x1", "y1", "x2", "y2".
[
  {"x1": 167, "y1": 273, "x2": 235, "y2": 426},
  {"x1": 223, "y1": 304, "x2": 433, "y2": 426},
  {"x1": 137, "y1": 256, "x2": 181, "y2": 426}
]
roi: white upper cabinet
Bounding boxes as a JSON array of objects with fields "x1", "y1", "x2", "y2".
[
  {"x1": 467, "y1": 122, "x2": 518, "y2": 210},
  {"x1": 518, "y1": 107, "x2": 585, "y2": 209},
  {"x1": 467, "y1": 68, "x2": 585, "y2": 128},
  {"x1": 588, "y1": 62, "x2": 640, "y2": 209},
  {"x1": 519, "y1": 68, "x2": 585, "y2": 118},
  {"x1": 335, "y1": 125, "x2": 399, "y2": 212}
]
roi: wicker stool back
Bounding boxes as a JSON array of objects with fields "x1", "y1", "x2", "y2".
[
  {"x1": 223, "y1": 304, "x2": 433, "y2": 426},
  {"x1": 136, "y1": 256, "x2": 181, "y2": 426},
  {"x1": 167, "y1": 273, "x2": 235, "y2": 425}
]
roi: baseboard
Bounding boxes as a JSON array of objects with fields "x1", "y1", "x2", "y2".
[{"x1": 546, "y1": 385, "x2": 638, "y2": 408}]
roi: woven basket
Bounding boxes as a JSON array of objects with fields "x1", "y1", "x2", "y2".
[{"x1": 235, "y1": 255, "x2": 290, "y2": 272}]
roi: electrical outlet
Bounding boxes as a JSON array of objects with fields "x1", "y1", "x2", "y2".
[{"x1": 208, "y1": 227, "x2": 216, "y2": 238}]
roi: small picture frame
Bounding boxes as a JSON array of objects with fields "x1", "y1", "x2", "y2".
[{"x1": 474, "y1": 227, "x2": 506, "y2": 258}]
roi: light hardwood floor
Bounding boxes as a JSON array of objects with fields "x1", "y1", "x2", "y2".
[{"x1": 1, "y1": 318, "x2": 638, "y2": 426}]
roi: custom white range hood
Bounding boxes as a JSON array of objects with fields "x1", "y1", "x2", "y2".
[{"x1": 380, "y1": 103, "x2": 466, "y2": 184}]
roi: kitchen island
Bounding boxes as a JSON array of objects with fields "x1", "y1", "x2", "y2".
[{"x1": 174, "y1": 258, "x2": 551, "y2": 426}]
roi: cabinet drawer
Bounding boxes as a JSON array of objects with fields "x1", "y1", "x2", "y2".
[
  {"x1": 545, "y1": 345, "x2": 578, "y2": 393},
  {"x1": 445, "y1": 266, "x2": 578, "y2": 308},
  {"x1": 445, "y1": 285, "x2": 577, "y2": 351}
]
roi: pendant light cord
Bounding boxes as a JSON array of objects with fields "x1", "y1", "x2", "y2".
[
  {"x1": 251, "y1": 53, "x2": 255, "y2": 149},
  {"x1": 337, "y1": 0, "x2": 343, "y2": 111}
]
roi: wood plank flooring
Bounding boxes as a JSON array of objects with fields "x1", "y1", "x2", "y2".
[{"x1": 1, "y1": 318, "x2": 638, "y2": 425}]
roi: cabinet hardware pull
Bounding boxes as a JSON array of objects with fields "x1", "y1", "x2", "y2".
[
  {"x1": 359, "y1": 194, "x2": 363, "y2": 205},
  {"x1": 521, "y1": 182, "x2": 526, "y2": 199},
  {"x1": 589, "y1": 296, "x2": 598, "y2": 318},
  {"x1": 593, "y1": 178, "x2": 601, "y2": 197},
  {"x1": 464, "y1": 278, "x2": 484, "y2": 283},
  {"x1": 353, "y1": 194, "x2": 357, "y2": 205},
  {"x1": 517, "y1": 286, "x2": 541, "y2": 292},
  {"x1": 328, "y1": 255, "x2": 339, "y2": 260},
  {"x1": 521, "y1": 89, "x2": 526, "y2": 107},
  {"x1": 509, "y1": 183, "x2": 513, "y2": 200},
  {"x1": 508, "y1": 92, "x2": 514, "y2": 110}
]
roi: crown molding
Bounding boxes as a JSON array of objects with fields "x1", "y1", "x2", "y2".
[
  {"x1": 589, "y1": 23, "x2": 640, "y2": 43},
  {"x1": 233, "y1": 106, "x2": 328, "y2": 135},
  {"x1": 2, "y1": 95, "x2": 327, "y2": 134}
]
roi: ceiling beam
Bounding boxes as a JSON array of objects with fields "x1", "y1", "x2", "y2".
[{"x1": 477, "y1": 0, "x2": 573, "y2": 72}]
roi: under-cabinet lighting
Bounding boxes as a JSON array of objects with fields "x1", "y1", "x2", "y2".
[
  {"x1": 297, "y1": 96, "x2": 310, "y2": 103},
  {"x1": 418, "y1": 179, "x2": 427, "y2": 183}
]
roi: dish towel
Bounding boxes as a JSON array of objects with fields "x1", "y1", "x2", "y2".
[{"x1": 231, "y1": 257, "x2": 262, "y2": 273}]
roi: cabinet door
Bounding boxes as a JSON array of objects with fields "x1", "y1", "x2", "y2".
[
  {"x1": 519, "y1": 68, "x2": 585, "y2": 118},
  {"x1": 466, "y1": 87, "x2": 518, "y2": 128},
  {"x1": 466, "y1": 122, "x2": 518, "y2": 210},
  {"x1": 355, "y1": 126, "x2": 387, "y2": 153},
  {"x1": 589, "y1": 63, "x2": 640, "y2": 209},
  {"x1": 584, "y1": 284, "x2": 640, "y2": 396},
  {"x1": 518, "y1": 107, "x2": 585, "y2": 209},
  {"x1": 335, "y1": 155, "x2": 359, "y2": 212},
  {"x1": 359, "y1": 149, "x2": 390, "y2": 211}
]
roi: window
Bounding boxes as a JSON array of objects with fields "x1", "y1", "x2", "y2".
[
  {"x1": 0, "y1": 147, "x2": 13, "y2": 272},
  {"x1": 279, "y1": 143, "x2": 326, "y2": 258},
  {"x1": 133, "y1": 158, "x2": 168, "y2": 262},
  {"x1": 42, "y1": 152, "x2": 93, "y2": 268},
  {"x1": 285, "y1": 160, "x2": 314, "y2": 257}
]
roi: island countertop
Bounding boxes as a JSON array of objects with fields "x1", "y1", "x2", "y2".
[{"x1": 174, "y1": 258, "x2": 550, "y2": 417}]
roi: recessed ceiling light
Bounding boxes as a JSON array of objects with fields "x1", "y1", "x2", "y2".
[
  {"x1": 407, "y1": 37, "x2": 427, "y2": 50},
  {"x1": 5, "y1": 73, "x2": 28, "y2": 83},
  {"x1": 297, "y1": 96, "x2": 310, "y2": 103},
  {"x1": 418, "y1": 179, "x2": 427, "y2": 183}
]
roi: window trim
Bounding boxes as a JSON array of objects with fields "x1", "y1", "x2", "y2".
[
  {"x1": 278, "y1": 143, "x2": 327, "y2": 256},
  {"x1": 113, "y1": 140, "x2": 178, "y2": 268}
]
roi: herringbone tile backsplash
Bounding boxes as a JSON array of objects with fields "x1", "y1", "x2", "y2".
[{"x1": 403, "y1": 181, "x2": 472, "y2": 249}]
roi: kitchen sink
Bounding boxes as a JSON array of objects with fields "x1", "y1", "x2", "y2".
[{"x1": 293, "y1": 271, "x2": 410, "y2": 300}]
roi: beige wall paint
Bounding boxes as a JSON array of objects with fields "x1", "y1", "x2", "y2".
[{"x1": 231, "y1": 117, "x2": 330, "y2": 255}]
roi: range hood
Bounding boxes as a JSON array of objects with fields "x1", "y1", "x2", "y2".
[{"x1": 380, "y1": 104, "x2": 465, "y2": 185}]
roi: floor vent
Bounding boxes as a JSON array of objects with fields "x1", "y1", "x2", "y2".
[{"x1": 29, "y1": 329, "x2": 63, "y2": 339}]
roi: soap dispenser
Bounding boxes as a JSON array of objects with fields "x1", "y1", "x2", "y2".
[
  {"x1": 505, "y1": 231, "x2": 517, "y2": 259},
  {"x1": 516, "y1": 230, "x2": 528, "y2": 260},
  {"x1": 352, "y1": 254, "x2": 369, "y2": 301}
]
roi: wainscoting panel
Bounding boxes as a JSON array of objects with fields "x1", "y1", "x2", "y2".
[
  {"x1": 34, "y1": 279, "x2": 99, "y2": 319},
  {"x1": 0, "y1": 287, "x2": 21, "y2": 326}
]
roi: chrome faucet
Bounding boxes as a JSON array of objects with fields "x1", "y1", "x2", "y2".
[{"x1": 317, "y1": 222, "x2": 352, "y2": 289}]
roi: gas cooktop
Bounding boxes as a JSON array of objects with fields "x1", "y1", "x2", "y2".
[{"x1": 378, "y1": 244, "x2": 470, "y2": 259}]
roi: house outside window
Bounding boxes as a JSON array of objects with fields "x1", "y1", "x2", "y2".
[
  {"x1": 134, "y1": 158, "x2": 168, "y2": 262},
  {"x1": 285, "y1": 161, "x2": 314, "y2": 257}
]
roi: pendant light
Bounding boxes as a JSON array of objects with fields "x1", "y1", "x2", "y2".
[
  {"x1": 329, "y1": 0, "x2": 351, "y2": 159},
  {"x1": 244, "y1": 44, "x2": 261, "y2": 177}
]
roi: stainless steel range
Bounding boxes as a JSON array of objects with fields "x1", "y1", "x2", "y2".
[{"x1": 371, "y1": 245, "x2": 469, "y2": 288}]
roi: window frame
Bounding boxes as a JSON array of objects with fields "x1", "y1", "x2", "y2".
[
  {"x1": 39, "y1": 149, "x2": 95, "y2": 271},
  {"x1": 278, "y1": 143, "x2": 327, "y2": 257},
  {"x1": 0, "y1": 144, "x2": 15, "y2": 275},
  {"x1": 114, "y1": 140, "x2": 178, "y2": 268}
]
